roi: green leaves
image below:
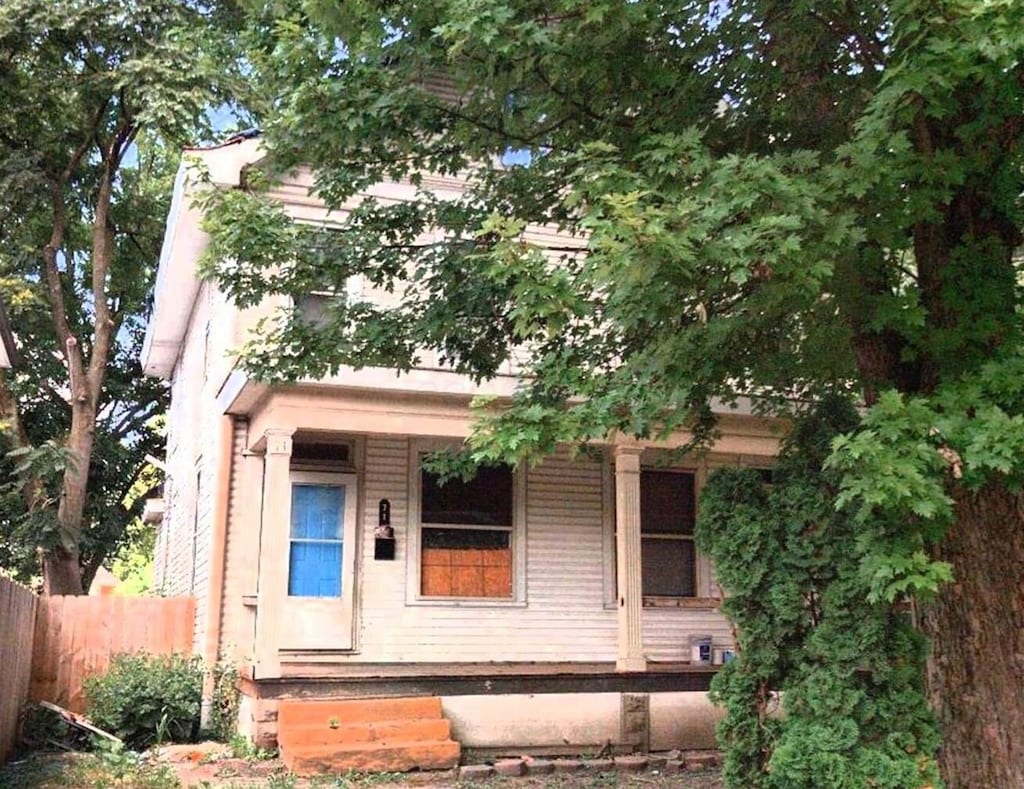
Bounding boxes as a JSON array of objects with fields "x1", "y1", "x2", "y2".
[
  {"x1": 202, "y1": 8, "x2": 1024, "y2": 779},
  {"x1": 84, "y1": 651, "x2": 203, "y2": 749},
  {"x1": 824, "y1": 350, "x2": 1024, "y2": 606}
]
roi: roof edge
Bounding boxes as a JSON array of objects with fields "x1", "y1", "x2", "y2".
[{"x1": 141, "y1": 136, "x2": 265, "y2": 378}]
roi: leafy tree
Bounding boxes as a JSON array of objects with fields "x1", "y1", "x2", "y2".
[
  {"x1": 0, "y1": 272, "x2": 167, "y2": 592},
  {"x1": 205, "y1": 1, "x2": 1024, "y2": 784},
  {"x1": 0, "y1": 0, "x2": 244, "y2": 593}
]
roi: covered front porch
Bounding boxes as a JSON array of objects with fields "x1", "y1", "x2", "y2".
[{"x1": 216, "y1": 377, "x2": 781, "y2": 684}]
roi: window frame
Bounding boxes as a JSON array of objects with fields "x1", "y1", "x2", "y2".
[
  {"x1": 604, "y1": 456, "x2": 715, "y2": 607},
  {"x1": 638, "y1": 468, "x2": 698, "y2": 600},
  {"x1": 291, "y1": 274, "x2": 366, "y2": 329},
  {"x1": 406, "y1": 439, "x2": 527, "y2": 606}
]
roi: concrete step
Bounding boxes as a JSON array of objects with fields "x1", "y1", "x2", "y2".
[
  {"x1": 277, "y1": 717, "x2": 452, "y2": 748},
  {"x1": 281, "y1": 738, "x2": 461, "y2": 775},
  {"x1": 277, "y1": 696, "x2": 443, "y2": 728}
]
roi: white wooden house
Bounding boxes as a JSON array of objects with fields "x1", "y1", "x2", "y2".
[{"x1": 142, "y1": 134, "x2": 783, "y2": 770}]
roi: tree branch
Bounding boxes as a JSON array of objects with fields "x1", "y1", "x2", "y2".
[
  {"x1": 41, "y1": 97, "x2": 111, "y2": 392},
  {"x1": 86, "y1": 158, "x2": 117, "y2": 407}
]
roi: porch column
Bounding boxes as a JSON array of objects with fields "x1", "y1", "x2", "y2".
[
  {"x1": 615, "y1": 445, "x2": 646, "y2": 671},
  {"x1": 253, "y1": 428, "x2": 294, "y2": 679}
]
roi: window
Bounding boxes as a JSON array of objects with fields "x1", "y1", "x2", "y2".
[
  {"x1": 294, "y1": 278, "x2": 364, "y2": 329},
  {"x1": 419, "y1": 464, "x2": 514, "y2": 599},
  {"x1": 295, "y1": 293, "x2": 336, "y2": 330},
  {"x1": 288, "y1": 483, "x2": 345, "y2": 597},
  {"x1": 640, "y1": 470, "x2": 696, "y2": 597}
]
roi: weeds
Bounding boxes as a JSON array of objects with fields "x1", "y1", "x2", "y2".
[
  {"x1": 0, "y1": 749, "x2": 180, "y2": 789},
  {"x1": 227, "y1": 734, "x2": 277, "y2": 761}
]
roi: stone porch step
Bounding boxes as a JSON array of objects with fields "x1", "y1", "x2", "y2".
[
  {"x1": 278, "y1": 696, "x2": 443, "y2": 727},
  {"x1": 282, "y1": 738, "x2": 461, "y2": 775},
  {"x1": 277, "y1": 696, "x2": 460, "y2": 775},
  {"x1": 278, "y1": 717, "x2": 452, "y2": 748}
]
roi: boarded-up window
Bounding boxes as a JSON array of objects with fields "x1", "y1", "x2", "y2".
[
  {"x1": 420, "y1": 465, "x2": 513, "y2": 598},
  {"x1": 640, "y1": 470, "x2": 696, "y2": 597}
]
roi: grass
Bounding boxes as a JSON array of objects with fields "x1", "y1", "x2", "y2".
[
  {"x1": 0, "y1": 753, "x2": 411, "y2": 789},
  {"x1": 0, "y1": 751, "x2": 179, "y2": 789}
]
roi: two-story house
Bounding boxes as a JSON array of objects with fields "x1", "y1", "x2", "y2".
[{"x1": 142, "y1": 133, "x2": 782, "y2": 773}]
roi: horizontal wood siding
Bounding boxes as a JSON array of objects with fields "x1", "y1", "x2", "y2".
[
  {"x1": 355, "y1": 436, "x2": 411, "y2": 658},
  {"x1": 326, "y1": 441, "x2": 619, "y2": 662},
  {"x1": 220, "y1": 421, "x2": 258, "y2": 661},
  {"x1": 0, "y1": 577, "x2": 37, "y2": 763},
  {"x1": 271, "y1": 437, "x2": 733, "y2": 665},
  {"x1": 642, "y1": 609, "x2": 733, "y2": 662},
  {"x1": 191, "y1": 452, "x2": 213, "y2": 653},
  {"x1": 29, "y1": 596, "x2": 195, "y2": 713}
]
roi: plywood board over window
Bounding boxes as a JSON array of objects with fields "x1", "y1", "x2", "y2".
[{"x1": 419, "y1": 465, "x2": 514, "y2": 599}]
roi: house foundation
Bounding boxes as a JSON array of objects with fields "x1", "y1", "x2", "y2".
[{"x1": 236, "y1": 664, "x2": 722, "y2": 755}]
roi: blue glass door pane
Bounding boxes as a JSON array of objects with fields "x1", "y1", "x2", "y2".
[
  {"x1": 290, "y1": 485, "x2": 344, "y2": 539},
  {"x1": 288, "y1": 484, "x2": 345, "y2": 597},
  {"x1": 288, "y1": 542, "x2": 343, "y2": 596}
]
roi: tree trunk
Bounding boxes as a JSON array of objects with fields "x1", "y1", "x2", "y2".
[
  {"x1": 918, "y1": 482, "x2": 1024, "y2": 789},
  {"x1": 42, "y1": 546, "x2": 84, "y2": 595},
  {"x1": 44, "y1": 402, "x2": 96, "y2": 595}
]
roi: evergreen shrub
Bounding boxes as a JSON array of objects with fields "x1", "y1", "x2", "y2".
[{"x1": 696, "y1": 397, "x2": 942, "y2": 789}]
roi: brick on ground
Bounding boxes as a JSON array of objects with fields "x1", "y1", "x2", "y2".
[
  {"x1": 493, "y1": 758, "x2": 526, "y2": 777},
  {"x1": 525, "y1": 759, "x2": 555, "y2": 775},
  {"x1": 459, "y1": 764, "x2": 495, "y2": 781},
  {"x1": 615, "y1": 755, "x2": 649, "y2": 772},
  {"x1": 581, "y1": 758, "x2": 615, "y2": 773}
]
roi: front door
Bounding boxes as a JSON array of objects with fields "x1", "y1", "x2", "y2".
[{"x1": 279, "y1": 471, "x2": 358, "y2": 650}]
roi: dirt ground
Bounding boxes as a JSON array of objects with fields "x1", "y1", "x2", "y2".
[{"x1": 0, "y1": 749, "x2": 724, "y2": 789}]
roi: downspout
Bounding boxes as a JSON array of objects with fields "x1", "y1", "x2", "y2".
[{"x1": 200, "y1": 413, "x2": 236, "y2": 727}]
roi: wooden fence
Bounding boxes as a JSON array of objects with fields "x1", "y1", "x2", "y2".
[
  {"x1": 0, "y1": 576, "x2": 38, "y2": 763},
  {"x1": 30, "y1": 595, "x2": 196, "y2": 714}
]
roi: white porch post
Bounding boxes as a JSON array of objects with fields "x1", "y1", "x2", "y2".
[
  {"x1": 253, "y1": 428, "x2": 294, "y2": 679},
  {"x1": 615, "y1": 445, "x2": 646, "y2": 671}
]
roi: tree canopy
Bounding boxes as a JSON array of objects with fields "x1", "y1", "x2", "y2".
[
  {"x1": 0, "y1": 0, "x2": 246, "y2": 592},
  {"x1": 205, "y1": 1, "x2": 1024, "y2": 785}
]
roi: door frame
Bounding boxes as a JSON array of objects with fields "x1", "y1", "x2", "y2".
[{"x1": 279, "y1": 470, "x2": 359, "y2": 650}]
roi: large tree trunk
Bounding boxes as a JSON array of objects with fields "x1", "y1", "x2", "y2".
[
  {"x1": 37, "y1": 154, "x2": 117, "y2": 596},
  {"x1": 918, "y1": 482, "x2": 1024, "y2": 788},
  {"x1": 42, "y1": 547, "x2": 84, "y2": 595},
  {"x1": 43, "y1": 402, "x2": 96, "y2": 595}
]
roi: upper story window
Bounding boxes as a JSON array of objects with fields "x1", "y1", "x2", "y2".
[
  {"x1": 639, "y1": 470, "x2": 697, "y2": 597},
  {"x1": 294, "y1": 276, "x2": 364, "y2": 328}
]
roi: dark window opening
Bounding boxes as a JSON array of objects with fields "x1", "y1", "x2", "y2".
[
  {"x1": 421, "y1": 465, "x2": 512, "y2": 526},
  {"x1": 640, "y1": 470, "x2": 697, "y2": 597},
  {"x1": 419, "y1": 462, "x2": 514, "y2": 599}
]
